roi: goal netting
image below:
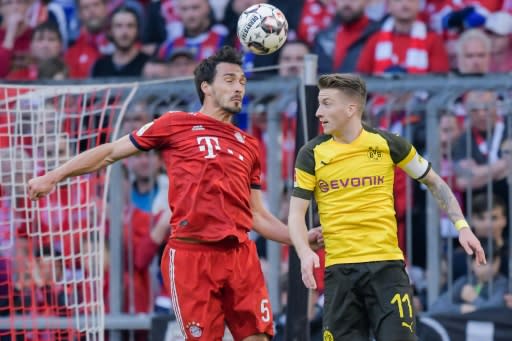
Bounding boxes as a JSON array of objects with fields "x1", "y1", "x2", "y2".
[{"x1": 0, "y1": 83, "x2": 137, "y2": 341}]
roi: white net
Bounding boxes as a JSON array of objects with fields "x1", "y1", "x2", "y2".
[{"x1": 0, "y1": 83, "x2": 137, "y2": 340}]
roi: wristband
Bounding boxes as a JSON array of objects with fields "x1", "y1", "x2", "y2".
[{"x1": 454, "y1": 219, "x2": 470, "y2": 231}]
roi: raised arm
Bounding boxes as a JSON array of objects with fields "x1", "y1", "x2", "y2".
[
  {"x1": 28, "y1": 134, "x2": 140, "y2": 200},
  {"x1": 420, "y1": 168, "x2": 486, "y2": 264}
]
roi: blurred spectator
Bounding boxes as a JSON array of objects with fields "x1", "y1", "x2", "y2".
[
  {"x1": 295, "y1": 0, "x2": 336, "y2": 46},
  {"x1": 7, "y1": 21, "x2": 63, "y2": 81},
  {"x1": 142, "y1": 0, "x2": 182, "y2": 55},
  {"x1": 357, "y1": 0, "x2": 450, "y2": 75},
  {"x1": 27, "y1": 0, "x2": 75, "y2": 49},
  {"x1": 142, "y1": 56, "x2": 171, "y2": 79},
  {"x1": 452, "y1": 193, "x2": 509, "y2": 279},
  {"x1": 430, "y1": 238, "x2": 507, "y2": 315},
  {"x1": 506, "y1": 293, "x2": 512, "y2": 308},
  {"x1": 64, "y1": 0, "x2": 111, "y2": 79},
  {"x1": 453, "y1": 90, "x2": 508, "y2": 193},
  {"x1": 314, "y1": 0, "x2": 380, "y2": 73},
  {"x1": 91, "y1": 6, "x2": 149, "y2": 77},
  {"x1": 157, "y1": 0, "x2": 228, "y2": 62},
  {"x1": 168, "y1": 47, "x2": 197, "y2": 78},
  {"x1": 120, "y1": 164, "x2": 170, "y2": 315},
  {"x1": 485, "y1": 11, "x2": 512, "y2": 73},
  {"x1": 278, "y1": 40, "x2": 309, "y2": 77},
  {"x1": 454, "y1": 28, "x2": 491, "y2": 75},
  {"x1": 0, "y1": 0, "x2": 34, "y2": 78},
  {"x1": 438, "y1": 112, "x2": 464, "y2": 237},
  {"x1": 121, "y1": 98, "x2": 153, "y2": 135},
  {"x1": 125, "y1": 151, "x2": 168, "y2": 214},
  {"x1": 37, "y1": 57, "x2": 69, "y2": 80}
]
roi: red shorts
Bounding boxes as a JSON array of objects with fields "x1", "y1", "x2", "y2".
[{"x1": 161, "y1": 238, "x2": 274, "y2": 340}]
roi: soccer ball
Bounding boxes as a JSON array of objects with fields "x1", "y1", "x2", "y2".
[{"x1": 237, "y1": 3, "x2": 288, "y2": 55}]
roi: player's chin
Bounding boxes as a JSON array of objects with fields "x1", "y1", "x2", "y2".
[{"x1": 224, "y1": 105, "x2": 242, "y2": 115}]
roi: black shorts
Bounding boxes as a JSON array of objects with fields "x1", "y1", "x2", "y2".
[{"x1": 323, "y1": 260, "x2": 418, "y2": 341}]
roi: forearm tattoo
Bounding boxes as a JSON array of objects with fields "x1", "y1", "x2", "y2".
[{"x1": 425, "y1": 177, "x2": 465, "y2": 222}]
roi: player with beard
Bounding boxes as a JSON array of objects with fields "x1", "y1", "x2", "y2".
[
  {"x1": 313, "y1": 0, "x2": 381, "y2": 73},
  {"x1": 91, "y1": 6, "x2": 149, "y2": 77},
  {"x1": 28, "y1": 46, "x2": 323, "y2": 341}
]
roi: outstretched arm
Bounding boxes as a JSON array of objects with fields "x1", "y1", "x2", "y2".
[
  {"x1": 420, "y1": 168, "x2": 486, "y2": 265},
  {"x1": 28, "y1": 135, "x2": 140, "y2": 200}
]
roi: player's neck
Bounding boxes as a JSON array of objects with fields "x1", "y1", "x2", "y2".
[
  {"x1": 332, "y1": 121, "x2": 363, "y2": 144},
  {"x1": 199, "y1": 105, "x2": 233, "y2": 123}
]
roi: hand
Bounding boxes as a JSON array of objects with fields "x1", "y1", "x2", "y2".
[
  {"x1": 27, "y1": 173, "x2": 58, "y2": 200},
  {"x1": 460, "y1": 303, "x2": 476, "y2": 314},
  {"x1": 307, "y1": 226, "x2": 324, "y2": 251},
  {"x1": 298, "y1": 249, "x2": 320, "y2": 289},
  {"x1": 461, "y1": 284, "x2": 478, "y2": 303},
  {"x1": 4, "y1": 12, "x2": 24, "y2": 34},
  {"x1": 458, "y1": 227, "x2": 486, "y2": 265}
]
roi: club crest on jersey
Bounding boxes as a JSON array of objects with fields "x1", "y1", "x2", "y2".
[
  {"x1": 186, "y1": 321, "x2": 203, "y2": 338},
  {"x1": 368, "y1": 146, "x2": 382, "y2": 160},
  {"x1": 234, "y1": 131, "x2": 245, "y2": 143},
  {"x1": 136, "y1": 121, "x2": 154, "y2": 136}
]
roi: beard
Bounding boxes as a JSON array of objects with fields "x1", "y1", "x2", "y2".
[
  {"x1": 221, "y1": 103, "x2": 242, "y2": 115},
  {"x1": 113, "y1": 36, "x2": 137, "y2": 52},
  {"x1": 338, "y1": 9, "x2": 363, "y2": 25},
  {"x1": 86, "y1": 18, "x2": 105, "y2": 34}
]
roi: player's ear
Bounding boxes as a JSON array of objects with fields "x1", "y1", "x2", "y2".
[{"x1": 201, "y1": 81, "x2": 211, "y2": 97}]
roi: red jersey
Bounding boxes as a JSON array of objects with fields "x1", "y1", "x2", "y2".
[{"x1": 129, "y1": 111, "x2": 261, "y2": 242}]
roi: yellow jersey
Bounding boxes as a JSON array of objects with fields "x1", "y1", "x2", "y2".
[{"x1": 292, "y1": 124, "x2": 430, "y2": 266}]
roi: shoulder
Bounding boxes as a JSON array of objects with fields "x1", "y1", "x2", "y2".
[
  {"x1": 363, "y1": 124, "x2": 412, "y2": 162},
  {"x1": 296, "y1": 135, "x2": 331, "y2": 173},
  {"x1": 301, "y1": 134, "x2": 332, "y2": 152}
]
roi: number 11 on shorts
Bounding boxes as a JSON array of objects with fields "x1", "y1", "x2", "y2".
[{"x1": 390, "y1": 293, "x2": 414, "y2": 333}]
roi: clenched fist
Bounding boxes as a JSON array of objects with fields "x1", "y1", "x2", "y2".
[{"x1": 27, "y1": 173, "x2": 58, "y2": 200}]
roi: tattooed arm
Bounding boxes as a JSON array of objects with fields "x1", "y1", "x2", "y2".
[{"x1": 420, "y1": 168, "x2": 487, "y2": 265}]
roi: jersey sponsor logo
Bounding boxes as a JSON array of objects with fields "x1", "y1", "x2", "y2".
[
  {"x1": 196, "y1": 135, "x2": 247, "y2": 161},
  {"x1": 197, "y1": 136, "x2": 221, "y2": 159},
  {"x1": 368, "y1": 146, "x2": 382, "y2": 160},
  {"x1": 185, "y1": 321, "x2": 203, "y2": 338},
  {"x1": 318, "y1": 176, "x2": 384, "y2": 192},
  {"x1": 192, "y1": 125, "x2": 205, "y2": 131},
  {"x1": 136, "y1": 121, "x2": 154, "y2": 136}
]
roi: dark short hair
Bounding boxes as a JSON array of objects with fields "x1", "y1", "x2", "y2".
[
  {"x1": 193, "y1": 46, "x2": 243, "y2": 104},
  {"x1": 318, "y1": 73, "x2": 367, "y2": 108},
  {"x1": 472, "y1": 193, "x2": 506, "y2": 216},
  {"x1": 33, "y1": 21, "x2": 62, "y2": 42},
  {"x1": 110, "y1": 5, "x2": 140, "y2": 30}
]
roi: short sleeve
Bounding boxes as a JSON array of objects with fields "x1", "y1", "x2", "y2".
[
  {"x1": 250, "y1": 154, "x2": 262, "y2": 189},
  {"x1": 129, "y1": 113, "x2": 173, "y2": 151},
  {"x1": 379, "y1": 129, "x2": 431, "y2": 180},
  {"x1": 292, "y1": 144, "x2": 316, "y2": 199}
]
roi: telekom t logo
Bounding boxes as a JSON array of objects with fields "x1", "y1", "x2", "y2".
[{"x1": 197, "y1": 136, "x2": 221, "y2": 158}]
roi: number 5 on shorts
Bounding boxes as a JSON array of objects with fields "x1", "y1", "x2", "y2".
[{"x1": 261, "y1": 299, "x2": 270, "y2": 322}]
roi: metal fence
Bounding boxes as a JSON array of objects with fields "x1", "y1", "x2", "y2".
[{"x1": 1, "y1": 68, "x2": 512, "y2": 340}]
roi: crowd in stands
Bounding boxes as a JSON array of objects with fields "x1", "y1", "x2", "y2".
[{"x1": 1, "y1": 0, "x2": 512, "y2": 339}]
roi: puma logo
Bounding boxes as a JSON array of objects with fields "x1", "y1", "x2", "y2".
[{"x1": 401, "y1": 321, "x2": 414, "y2": 333}]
